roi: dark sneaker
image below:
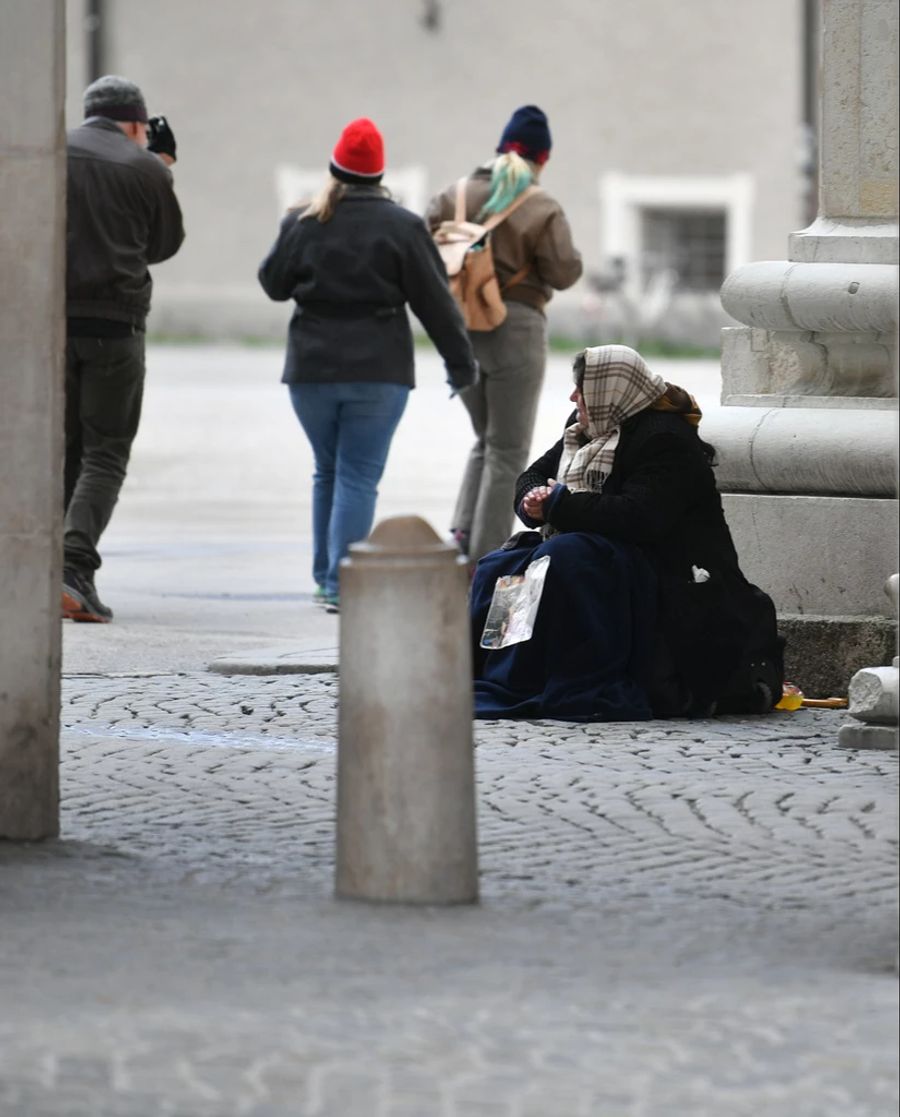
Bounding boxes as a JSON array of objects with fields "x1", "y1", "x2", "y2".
[
  {"x1": 62, "y1": 569, "x2": 113, "y2": 623},
  {"x1": 324, "y1": 593, "x2": 339, "y2": 615}
]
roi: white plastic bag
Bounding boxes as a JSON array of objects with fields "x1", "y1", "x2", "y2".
[{"x1": 479, "y1": 556, "x2": 550, "y2": 650}]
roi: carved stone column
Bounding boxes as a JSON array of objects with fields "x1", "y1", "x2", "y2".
[
  {"x1": 705, "y1": 0, "x2": 898, "y2": 697},
  {"x1": 720, "y1": 0, "x2": 898, "y2": 404},
  {"x1": 0, "y1": 1, "x2": 65, "y2": 838}
]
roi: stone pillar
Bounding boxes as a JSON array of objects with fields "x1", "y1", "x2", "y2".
[
  {"x1": 335, "y1": 517, "x2": 478, "y2": 904},
  {"x1": 792, "y1": 0, "x2": 899, "y2": 265},
  {"x1": 719, "y1": 0, "x2": 898, "y2": 403},
  {"x1": 0, "y1": 1, "x2": 65, "y2": 839},
  {"x1": 705, "y1": 0, "x2": 899, "y2": 696}
]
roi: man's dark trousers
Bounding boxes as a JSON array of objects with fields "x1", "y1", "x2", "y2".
[{"x1": 63, "y1": 333, "x2": 145, "y2": 575}]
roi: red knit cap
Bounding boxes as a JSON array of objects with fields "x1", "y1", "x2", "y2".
[{"x1": 330, "y1": 118, "x2": 385, "y2": 181}]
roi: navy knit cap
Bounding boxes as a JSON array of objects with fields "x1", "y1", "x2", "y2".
[
  {"x1": 83, "y1": 75, "x2": 148, "y2": 123},
  {"x1": 496, "y1": 105, "x2": 551, "y2": 166}
]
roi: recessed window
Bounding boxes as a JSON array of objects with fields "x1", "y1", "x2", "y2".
[{"x1": 640, "y1": 208, "x2": 727, "y2": 291}]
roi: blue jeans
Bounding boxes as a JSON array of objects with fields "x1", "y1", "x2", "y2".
[{"x1": 289, "y1": 381, "x2": 409, "y2": 596}]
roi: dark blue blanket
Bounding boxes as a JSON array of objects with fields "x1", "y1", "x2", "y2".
[{"x1": 470, "y1": 532, "x2": 657, "y2": 721}]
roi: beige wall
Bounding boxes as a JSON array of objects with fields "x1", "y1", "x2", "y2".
[{"x1": 64, "y1": 0, "x2": 806, "y2": 340}]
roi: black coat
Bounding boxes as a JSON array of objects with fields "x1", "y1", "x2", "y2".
[
  {"x1": 258, "y1": 187, "x2": 477, "y2": 390},
  {"x1": 516, "y1": 409, "x2": 783, "y2": 714},
  {"x1": 517, "y1": 409, "x2": 742, "y2": 583},
  {"x1": 66, "y1": 118, "x2": 185, "y2": 328}
]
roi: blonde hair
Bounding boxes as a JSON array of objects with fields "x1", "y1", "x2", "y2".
[
  {"x1": 297, "y1": 175, "x2": 390, "y2": 223},
  {"x1": 297, "y1": 176, "x2": 346, "y2": 223},
  {"x1": 477, "y1": 151, "x2": 536, "y2": 219}
]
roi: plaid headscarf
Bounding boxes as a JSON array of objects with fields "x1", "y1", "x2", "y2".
[{"x1": 556, "y1": 345, "x2": 701, "y2": 494}]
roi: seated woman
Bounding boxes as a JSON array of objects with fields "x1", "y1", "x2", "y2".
[{"x1": 470, "y1": 344, "x2": 783, "y2": 721}]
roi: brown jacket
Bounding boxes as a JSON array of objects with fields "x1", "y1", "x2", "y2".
[{"x1": 425, "y1": 165, "x2": 582, "y2": 313}]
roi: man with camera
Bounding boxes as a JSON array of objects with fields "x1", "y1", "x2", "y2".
[{"x1": 63, "y1": 75, "x2": 185, "y2": 623}]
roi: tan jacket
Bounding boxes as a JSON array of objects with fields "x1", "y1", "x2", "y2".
[{"x1": 426, "y1": 165, "x2": 582, "y2": 313}]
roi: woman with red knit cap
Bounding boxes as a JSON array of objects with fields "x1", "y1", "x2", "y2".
[
  {"x1": 259, "y1": 118, "x2": 477, "y2": 612},
  {"x1": 427, "y1": 105, "x2": 583, "y2": 566}
]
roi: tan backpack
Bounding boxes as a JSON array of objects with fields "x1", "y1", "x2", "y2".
[{"x1": 433, "y1": 178, "x2": 539, "y2": 332}]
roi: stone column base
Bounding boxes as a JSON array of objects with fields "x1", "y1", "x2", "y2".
[
  {"x1": 779, "y1": 615, "x2": 897, "y2": 698},
  {"x1": 719, "y1": 494, "x2": 899, "y2": 616},
  {"x1": 838, "y1": 722, "x2": 899, "y2": 750}
]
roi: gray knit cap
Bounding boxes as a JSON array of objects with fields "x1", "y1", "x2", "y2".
[{"x1": 83, "y1": 75, "x2": 148, "y2": 123}]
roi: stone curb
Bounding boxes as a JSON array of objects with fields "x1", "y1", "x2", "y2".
[
  {"x1": 837, "y1": 722, "x2": 900, "y2": 750},
  {"x1": 207, "y1": 644, "x2": 339, "y2": 675}
]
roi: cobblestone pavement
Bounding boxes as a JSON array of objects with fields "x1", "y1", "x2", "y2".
[{"x1": 1, "y1": 672, "x2": 897, "y2": 1116}]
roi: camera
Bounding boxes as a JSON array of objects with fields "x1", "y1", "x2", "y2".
[{"x1": 147, "y1": 115, "x2": 177, "y2": 161}]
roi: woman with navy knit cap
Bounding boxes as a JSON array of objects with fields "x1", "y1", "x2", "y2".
[
  {"x1": 427, "y1": 105, "x2": 583, "y2": 565},
  {"x1": 259, "y1": 118, "x2": 477, "y2": 612}
]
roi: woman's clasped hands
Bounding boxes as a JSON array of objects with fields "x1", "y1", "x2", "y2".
[{"x1": 521, "y1": 478, "x2": 558, "y2": 523}]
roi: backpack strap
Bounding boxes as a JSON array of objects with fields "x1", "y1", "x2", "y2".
[
  {"x1": 490, "y1": 186, "x2": 541, "y2": 291},
  {"x1": 481, "y1": 184, "x2": 541, "y2": 232},
  {"x1": 453, "y1": 179, "x2": 540, "y2": 227},
  {"x1": 501, "y1": 265, "x2": 531, "y2": 293}
]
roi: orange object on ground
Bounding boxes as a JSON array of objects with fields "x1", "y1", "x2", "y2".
[
  {"x1": 775, "y1": 683, "x2": 804, "y2": 711},
  {"x1": 800, "y1": 697, "x2": 848, "y2": 709}
]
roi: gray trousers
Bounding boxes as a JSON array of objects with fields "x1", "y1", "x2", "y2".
[
  {"x1": 452, "y1": 301, "x2": 548, "y2": 562},
  {"x1": 64, "y1": 334, "x2": 145, "y2": 575}
]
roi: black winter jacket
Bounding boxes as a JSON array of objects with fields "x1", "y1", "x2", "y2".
[
  {"x1": 258, "y1": 187, "x2": 477, "y2": 390},
  {"x1": 517, "y1": 409, "x2": 743, "y2": 583},
  {"x1": 66, "y1": 118, "x2": 185, "y2": 328},
  {"x1": 516, "y1": 409, "x2": 783, "y2": 714}
]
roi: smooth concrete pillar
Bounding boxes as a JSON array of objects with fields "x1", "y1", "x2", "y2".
[
  {"x1": 0, "y1": 1, "x2": 66, "y2": 839},
  {"x1": 335, "y1": 516, "x2": 478, "y2": 904}
]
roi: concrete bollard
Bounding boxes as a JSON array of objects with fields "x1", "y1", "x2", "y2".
[
  {"x1": 335, "y1": 516, "x2": 478, "y2": 904},
  {"x1": 838, "y1": 573, "x2": 900, "y2": 751},
  {"x1": 847, "y1": 666, "x2": 900, "y2": 725}
]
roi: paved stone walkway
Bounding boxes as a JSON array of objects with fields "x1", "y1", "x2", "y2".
[{"x1": 2, "y1": 671, "x2": 897, "y2": 1115}]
